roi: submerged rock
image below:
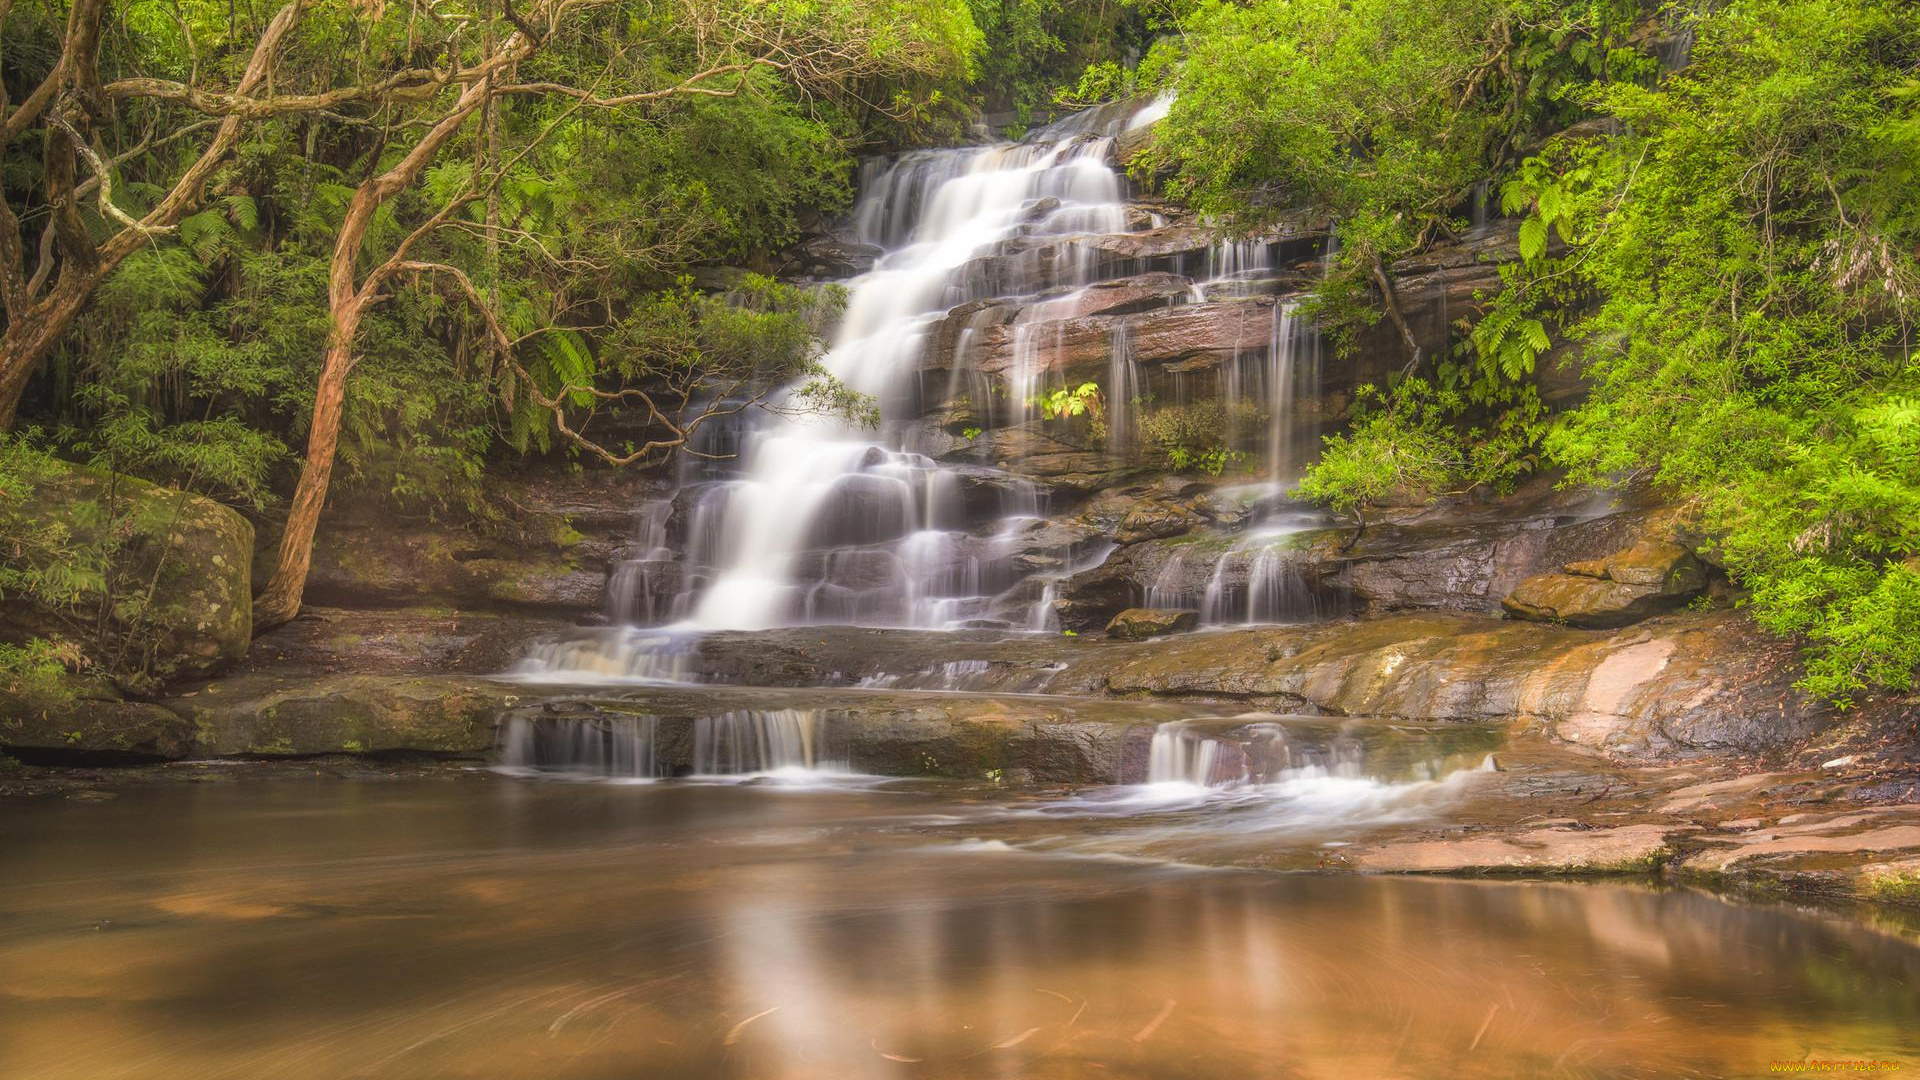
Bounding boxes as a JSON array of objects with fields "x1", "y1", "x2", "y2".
[
  {"x1": 1352, "y1": 824, "x2": 1675, "y2": 874},
  {"x1": 1104, "y1": 608, "x2": 1199, "y2": 640}
]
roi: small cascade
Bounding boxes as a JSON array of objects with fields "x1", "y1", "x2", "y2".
[
  {"x1": 693, "y1": 709, "x2": 830, "y2": 776},
  {"x1": 1264, "y1": 300, "x2": 1322, "y2": 486},
  {"x1": 1014, "y1": 716, "x2": 1493, "y2": 827},
  {"x1": 607, "y1": 499, "x2": 683, "y2": 624},
  {"x1": 1105, "y1": 322, "x2": 1141, "y2": 456},
  {"x1": 498, "y1": 714, "x2": 663, "y2": 779},
  {"x1": 1147, "y1": 721, "x2": 1255, "y2": 789},
  {"x1": 496, "y1": 709, "x2": 839, "y2": 780},
  {"x1": 1193, "y1": 524, "x2": 1348, "y2": 626}
]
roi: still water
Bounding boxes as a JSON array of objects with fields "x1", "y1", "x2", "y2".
[{"x1": 2, "y1": 776, "x2": 1916, "y2": 1079}]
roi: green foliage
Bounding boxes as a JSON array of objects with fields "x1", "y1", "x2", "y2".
[
  {"x1": 1298, "y1": 387, "x2": 1463, "y2": 513},
  {"x1": 1526, "y1": 0, "x2": 1920, "y2": 701},
  {"x1": 963, "y1": 1, "x2": 1145, "y2": 114},
  {"x1": 1031, "y1": 381, "x2": 1102, "y2": 420},
  {"x1": 1140, "y1": 399, "x2": 1261, "y2": 476},
  {"x1": 0, "y1": 433, "x2": 99, "y2": 610}
]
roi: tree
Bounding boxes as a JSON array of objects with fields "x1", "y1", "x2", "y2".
[
  {"x1": 250, "y1": 0, "x2": 979, "y2": 629},
  {"x1": 0, "y1": 0, "x2": 319, "y2": 430}
]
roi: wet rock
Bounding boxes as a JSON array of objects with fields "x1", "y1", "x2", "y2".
[
  {"x1": 240, "y1": 607, "x2": 578, "y2": 677},
  {"x1": 1352, "y1": 824, "x2": 1675, "y2": 874},
  {"x1": 1505, "y1": 539, "x2": 1706, "y2": 628},
  {"x1": 782, "y1": 233, "x2": 883, "y2": 277},
  {"x1": 303, "y1": 526, "x2": 607, "y2": 615},
  {"x1": 0, "y1": 673, "x2": 196, "y2": 760},
  {"x1": 973, "y1": 424, "x2": 1150, "y2": 493},
  {"x1": 1114, "y1": 501, "x2": 1205, "y2": 544},
  {"x1": 299, "y1": 463, "x2": 654, "y2": 617},
  {"x1": 1105, "y1": 608, "x2": 1199, "y2": 641},
  {"x1": 1, "y1": 462, "x2": 252, "y2": 681},
  {"x1": 660, "y1": 611, "x2": 1828, "y2": 759},
  {"x1": 1668, "y1": 807, "x2": 1920, "y2": 903},
  {"x1": 173, "y1": 673, "x2": 524, "y2": 757}
]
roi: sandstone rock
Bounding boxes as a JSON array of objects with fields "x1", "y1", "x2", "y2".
[
  {"x1": 1105, "y1": 608, "x2": 1199, "y2": 640},
  {"x1": 303, "y1": 525, "x2": 606, "y2": 615},
  {"x1": 1504, "y1": 538, "x2": 1705, "y2": 628},
  {"x1": 242, "y1": 607, "x2": 581, "y2": 677},
  {"x1": 0, "y1": 672, "x2": 195, "y2": 759},
  {"x1": 1602, "y1": 540, "x2": 1707, "y2": 589},
  {"x1": 0, "y1": 462, "x2": 252, "y2": 681},
  {"x1": 644, "y1": 610, "x2": 1827, "y2": 759},
  {"x1": 1353, "y1": 824, "x2": 1675, "y2": 874},
  {"x1": 1114, "y1": 501, "x2": 1204, "y2": 544},
  {"x1": 1680, "y1": 809, "x2": 1920, "y2": 875},
  {"x1": 173, "y1": 673, "x2": 523, "y2": 757}
]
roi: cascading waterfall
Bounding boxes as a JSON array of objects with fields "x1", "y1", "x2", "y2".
[
  {"x1": 1020, "y1": 718, "x2": 1492, "y2": 824},
  {"x1": 514, "y1": 97, "x2": 1356, "y2": 683},
  {"x1": 497, "y1": 709, "x2": 838, "y2": 780},
  {"x1": 497, "y1": 714, "x2": 663, "y2": 779},
  {"x1": 669, "y1": 121, "x2": 1134, "y2": 633}
]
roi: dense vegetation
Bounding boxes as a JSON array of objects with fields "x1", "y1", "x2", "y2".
[
  {"x1": 1, "y1": 0, "x2": 981, "y2": 674},
  {"x1": 3, "y1": 0, "x2": 1916, "y2": 703},
  {"x1": 1111, "y1": 0, "x2": 1919, "y2": 703}
]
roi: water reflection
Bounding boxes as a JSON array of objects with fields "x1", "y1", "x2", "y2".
[{"x1": 0, "y1": 780, "x2": 1915, "y2": 1079}]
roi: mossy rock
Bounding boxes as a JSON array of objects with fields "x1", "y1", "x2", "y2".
[
  {"x1": 1, "y1": 463, "x2": 252, "y2": 681},
  {"x1": 0, "y1": 671, "x2": 195, "y2": 759},
  {"x1": 173, "y1": 673, "x2": 524, "y2": 757},
  {"x1": 1105, "y1": 607, "x2": 1199, "y2": 640}
]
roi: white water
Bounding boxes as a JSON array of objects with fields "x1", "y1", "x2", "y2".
[
  {"x1": 678, "y1": 124, "x2": 1132, "y2": 632},
  {"x1": 520, "y1": 100, "x2": 1350, "y2": 685},
  {"x1": 497, "y1": 708, "x2": 851, "y2": 782},
  {"x1": 1016, "y1": 718, "x2": 1491, "y2": 838}
]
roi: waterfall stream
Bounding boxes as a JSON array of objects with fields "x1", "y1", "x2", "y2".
[
  {"x1": 498, "y1": 708, "x2": 841, "y2": 781},
  {"x1": 522, "y1": 101, "x2": 1346, "y2": 683}
]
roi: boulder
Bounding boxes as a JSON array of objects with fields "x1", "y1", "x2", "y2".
[
  {"x1": 0, "y1": 671, "x2": 195, "y2": 760},
  {"x1": 1105, "y1": 608, "x2": 1199, "y2": 640},
  {"x1": 0, "y1": 461, "x2": 252, "y2": 681},
  {"x1": 1505, "y1": 539, "x2": 1706, "y2": 628},
  {"x1": 172, "y1": 673, "x2": 523, "y2": 756},
  {"x1": 303, "y1": 526, "x2": 606, "y2": 615}
]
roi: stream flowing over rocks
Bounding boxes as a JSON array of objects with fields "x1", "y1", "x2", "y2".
[{"x1": 5, "y1": 101, "x2": 1917, "y2": 914}]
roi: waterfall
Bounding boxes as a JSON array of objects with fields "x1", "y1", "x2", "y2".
[
  {"x1": 692, "y1": 709, "x2": 827, "y2": 776},
  {"x1": 656, "y1": 115, "x2": 1137, "y2": 632},
  {"x1": 514, "y1": 92, "x2": 1356, "y2": 680},
  {"x1": 1265, "y1": 300, "x2": 1320, "y2": 486},
  {"x1": 496, "y1": 709, "x2": 838, "y2": 779},
  {"x1": 498, "y1": 714, "x2": 663, "y2": 780},
  {"x1": 1105, "y1": 322, "x2": 1140, "y2": 456},
  {"x1": 1147, "y1": 721, "x2": 1253, "y2": 789}
]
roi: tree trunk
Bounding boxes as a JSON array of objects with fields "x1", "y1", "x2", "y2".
[
  {"x1": 251, "y1": 325, "x2": 358, "y2": 629},
  {"x1": 251, "y1": 75, "x2": 496, "y2": 632},
  {"x1": 0, "y1": 285, "x2": 92, "y2": 430}
]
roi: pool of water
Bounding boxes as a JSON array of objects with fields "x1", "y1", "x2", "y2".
[{"x1": 2, "y1": 776, "x2": 1916, "y2": 1078}]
